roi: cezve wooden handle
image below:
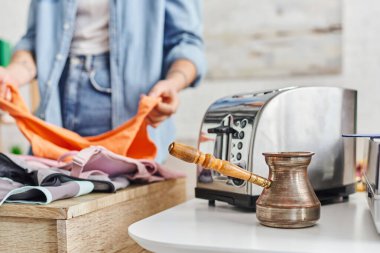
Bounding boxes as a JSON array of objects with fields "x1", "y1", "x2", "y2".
[{"x1": 168, "y1": 142, "x2": 271, "y2": 188}]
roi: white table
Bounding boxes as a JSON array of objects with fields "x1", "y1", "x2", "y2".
[{"x1": 129, "y1": 193, "x2": 380, "y2": 253}]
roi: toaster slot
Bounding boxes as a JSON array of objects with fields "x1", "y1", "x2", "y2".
[
  {"x1": 206, "y1": 115, "x2": 252, "y2": 188},
  {"x1": 211, "y1": 134, "x2": 226, "y2": 180},
  {"x1": 208, "y1": 115, "x2": 236, "y2": 181},
  {"x1": 208, "y1": 115, "x2": 237, "y2": 161}
]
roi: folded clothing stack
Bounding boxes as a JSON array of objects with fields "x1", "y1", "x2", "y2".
[{"x1": 0, "y1": 146, "x2": 185, "y2": 206}]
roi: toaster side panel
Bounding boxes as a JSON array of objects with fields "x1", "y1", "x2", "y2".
[{"x1": 251, "y1": 86, "x2": 357, "y2": 196}]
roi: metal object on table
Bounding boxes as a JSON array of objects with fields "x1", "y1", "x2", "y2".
[
  {"x1": 363, "y1": 138, "x2": 380, "y2": 233},
  {"x1": 169, "y1": 142, "x2": 320, "y2": 228},
  {"x1": 341, "y1": 134, "x2": 380, "y2": 233},
  {"x1": 256, "y1": 152, "x2": 320, "y2": 228},
  {"x1": 196, "y1": 86, "x2": 357, "y2": 209}
]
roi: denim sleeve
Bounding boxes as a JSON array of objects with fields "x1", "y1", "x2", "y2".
[
  {"x1": 13, "y1": 0, "x2": 37, "y2": 53},
  {"x1": 163, "y1": 0, "x2": 206, "y2": 87}
]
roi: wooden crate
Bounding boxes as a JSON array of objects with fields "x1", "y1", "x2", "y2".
[{"x1": 0, "y1": 178, "x2": 186, "y2": 253}]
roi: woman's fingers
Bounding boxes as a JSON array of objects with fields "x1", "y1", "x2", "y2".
[
  {"x1": 147, "y1": 114, "x2": 168, "y2": 128},
  {"x1": 147, "y1": 79, "x2": 180, "y2": 127},
  {"x1": 155, "y1": 99, "x2": 177, "y2": 115},
  {"x1": 0, "y1": 67, "x2": 14, "y2": 100}
]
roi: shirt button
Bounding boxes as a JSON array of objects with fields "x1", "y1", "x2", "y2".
[
  {"x1": 56, "y1": 54, "x2": 63, "y2": 61},
  {"x1": 46, "y1": 80, "x2": 52, "y2": 86},
  {"x1": 63, "y1": 23, "x2": 70, "y2": 30}
]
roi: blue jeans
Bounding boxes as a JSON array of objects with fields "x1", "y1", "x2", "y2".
[{"x1": 59, "y1": 53, "x2": 112, "y2": 136}]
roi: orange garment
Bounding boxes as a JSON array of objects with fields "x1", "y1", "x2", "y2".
[{"x1": 0, "y1": 83, "x2": 159, "y2": 160}]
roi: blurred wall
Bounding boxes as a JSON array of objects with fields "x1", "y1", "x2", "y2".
[
  {"x1": 204, "y1": 0, "x2": 342, "y2": 78},
  {"x1": 176, "y1": 0, "x2": 380, "y2": 142},
  {"x1": 0, "y1": 0, "x2": 379, "y2": 149},
  {"x1": 0, "y1": 0, "x2": 30, "y2": 44}
]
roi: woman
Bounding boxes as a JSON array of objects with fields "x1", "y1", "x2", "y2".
[{"x1": 0, "y1": 0, "x2": 205, "y2": 163}]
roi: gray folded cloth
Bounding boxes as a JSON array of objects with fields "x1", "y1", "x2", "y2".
[
  {"x1": 0, "y1": 153, "x2": 129, "y2": 206},
  {"x1": 4, "y1": 153, "x2": 130, "y2": 192},
  {"x1": 0, "y1": 177, "x2": 93, "y2": 205}
]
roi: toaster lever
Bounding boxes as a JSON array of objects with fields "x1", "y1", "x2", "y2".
[{"x1": 207, "y1": 125, "x2": 237, "y2": 134}]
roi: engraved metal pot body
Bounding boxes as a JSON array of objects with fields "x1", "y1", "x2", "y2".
[{"x1": 256, "y1": 152, "x2": 321, "y2": 228}]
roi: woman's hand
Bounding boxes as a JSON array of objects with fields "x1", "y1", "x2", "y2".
[
  {"x1": 147, "y1": 79, "x2": 180, "y2": 128},
  {"x1": 147, "y1": 59, "x2": 197, "y2": 127},
  {"x1": 0, "y1": 50, "x2": 37, "y2": 100},
  {"x1": 0, "y1": 67, "x2": 17, "y2": 100}
]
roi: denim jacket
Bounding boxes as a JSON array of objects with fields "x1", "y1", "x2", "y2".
[{"x1": 14, "y1": 0, "x2": 205, "y2": 162}]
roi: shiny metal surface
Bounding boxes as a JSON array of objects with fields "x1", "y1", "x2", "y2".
[
  {"x1": 364, "y1": 139, "x2": 380, "y2": 233},
  {"x1": 365, "y1": 139, "x2": 380, "y2": 193},
  {"x1": 256, "y1": 152, "x2": 321, "y2": 228},
  {"x1": 197, "y1": 86, "x2": 356, "y2": 199},
  {"x1": 197, "y1": 90, "x2": 279, "y2": 195}
]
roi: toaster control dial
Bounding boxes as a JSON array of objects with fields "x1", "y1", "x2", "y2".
[
  {"x1": 230, "y1": 118, "x2": 251, "y2": 188},
  {"x1": 230, "y1": 162, "x2": 247, "y2": 187},
  {"x1": 231, "y1": 178, "x2": 245, "y2": 187},
  {"x1": 240, "y1": 119, "x2": 247, "y2": 128}
]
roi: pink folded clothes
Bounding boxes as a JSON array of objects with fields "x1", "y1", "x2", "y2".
[
  {"x1": 15, "y1": 155, "x2": 70, "y2": 170},
  {"x1": 1, "y1": 146, "x2": 185, "y2": 206},
  {"x1": 69, "y1": 146, "x2": 185, "y2": 181},
  {"x1": 5, "y1": 153, "x2": 129, "y2": 192},
  {"x1": 0, "y1": 153, "x2": 94, "y2": 205},
  {"x1": 18, "y1": 145, "x2": 185, "y2": 183}
]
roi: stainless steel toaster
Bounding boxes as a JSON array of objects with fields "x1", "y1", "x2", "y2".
[{"x1": 196, "y1": 86, "x2": 357, "y2": 209}]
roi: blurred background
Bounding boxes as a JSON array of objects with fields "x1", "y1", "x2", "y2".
[{"x1": 1, "y1": 0, "x2": 379, "y2": 196}]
